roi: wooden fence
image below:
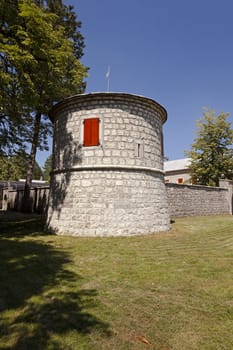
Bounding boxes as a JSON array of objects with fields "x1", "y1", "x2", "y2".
[{"x1": 0, "y1": 186, "x2": 50, "y2": 214}]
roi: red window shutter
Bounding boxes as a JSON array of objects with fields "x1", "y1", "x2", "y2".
[
  {"x1": 83, "y1": 118, "x2": 99, "y2": 146},
  {"x1": 178, "y1": 178, "x2": 183, "y2": 184}
]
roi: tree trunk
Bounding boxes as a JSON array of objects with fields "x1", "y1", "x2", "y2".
[{"x1": 22, "y1": 112, "x2": 41, "y2": 213}]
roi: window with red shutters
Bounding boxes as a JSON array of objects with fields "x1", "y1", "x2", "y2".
[
  {"x1": 83, "y1": 118, "x2": 100, "y2": 147},
  {"x1": 178, "y1": 178, "x2": 183, "y2": 184}
]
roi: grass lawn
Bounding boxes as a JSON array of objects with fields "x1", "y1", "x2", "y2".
[{"x1": 0, "y1": 212, "x2": 233, "y2": 350}]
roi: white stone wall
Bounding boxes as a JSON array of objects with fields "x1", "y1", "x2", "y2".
[
  {"x1": 166, "y1": 183, "x2": 230, "y2": 217},
  {"x1": 48, "y1": 170, "x2": 170, "y2": 236},
  {"x1": 47, "y1": 93, "x2": 170, "y2": 236},
  {"x1": 52, "y1": 94, "x2": 165, "y2": 170}
]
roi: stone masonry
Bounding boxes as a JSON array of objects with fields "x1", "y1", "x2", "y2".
[
  {"x1": 166, "y1": 182, "x2": 231, "y2": 217},
  {"x1": 46, "y1": 92, "x2": 170, "y2": 236}
]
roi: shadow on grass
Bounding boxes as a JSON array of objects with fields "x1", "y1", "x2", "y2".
[
  {"x1": 0, "y1": 212, "x2": 110, "y2": 349},
  {"x1": 0, "y1": 211, "x2": 46, "y2": 237}
]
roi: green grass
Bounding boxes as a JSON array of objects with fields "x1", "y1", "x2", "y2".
[{"x1": 0, "y1": 212, "x2": 233, "y2": 349}]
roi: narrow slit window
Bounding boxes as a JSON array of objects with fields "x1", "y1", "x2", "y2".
[
  {"x1": 135, "y1": 141, "x2": 144, "y2": 158},
  {"x1": 83, "y1": 118, "x2": 100, "y2": 147},
  {"x1": 161, "y1": 131, "x2": 164, "y2": 158}
]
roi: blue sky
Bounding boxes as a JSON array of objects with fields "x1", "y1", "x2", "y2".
[{"x1": 37, "y1": 0, "x2": 233, "y2": 166}]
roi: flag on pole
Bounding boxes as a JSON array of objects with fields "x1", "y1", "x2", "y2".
[
  {"x1": 106, "y1": 66, "x2": 110, "y2": 92},
  {"x1": 106, "y1": 66, "x2": 110, "y2": 79}
]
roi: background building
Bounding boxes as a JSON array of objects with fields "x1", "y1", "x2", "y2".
[{"x1": 164, "y1": 158, "x2": 191, "y2": 184}]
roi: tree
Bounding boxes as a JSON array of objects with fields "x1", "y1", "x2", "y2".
[
  {"x1": 0, "y1": 1, "x2": 33, "y2": 156},
  {"x1": 11, "y1": 151, "x2": 43, "y2": 180},
  {"x1": 42, "y1": 154, "x2": 52, "y2": 182},
  {"x1": 0, "y1": 0, "x2": 87, "y2": 211},
  {"x1": 186, "y1": 109, "x2": 233, "y2": 186},
  {"x1": 0, "y1": 154, "x2": 22, "y2": 180},
  {"x1": 0, "y1": 151, "x2": 43, "y2": 180}
]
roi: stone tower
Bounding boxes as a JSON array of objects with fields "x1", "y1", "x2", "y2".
[{"x1": 46, "y1": 92, "x2": 170, "y2": 236}]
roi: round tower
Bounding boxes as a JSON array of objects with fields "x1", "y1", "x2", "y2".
[{"x1": 46, "y1": 92, "x2": 170, "y2": 236}]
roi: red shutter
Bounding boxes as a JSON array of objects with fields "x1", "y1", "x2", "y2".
[{"x1": 83, "y1": 118, "x2": 99, "y2": 146}]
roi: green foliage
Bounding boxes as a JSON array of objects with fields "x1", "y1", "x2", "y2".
[
  {"x1": 0, "y1": 154, "x2": 22, "y2": 180},
  {"x1": 42, "y1": 154, "x2": 52, "y2": 181},
  {"x1": 0, "y1": 151, "x2": 43, "y2": 180},
  {"x1": 1, "y1": 0, "x2": 87, "y2": 114},
  {"x1": 186, "y1": 109, "x2": 233, "y2": 186},
  {"x1": 0, "y1": 0, "x2": 35, "y2": 154},
  {"x1": 0, "y1": 0, "x2": 87, "y2": 194}
]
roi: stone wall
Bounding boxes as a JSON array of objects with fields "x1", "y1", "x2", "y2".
[
  {"x1": 51, "y1": 93, "x2": 166, "y2": 170},
  {"x1": 47, "y1": 92, "x2": 170, "y2": 236},
  {"x1": 3, "y1": 180, "x2": 232, "y2": 225},
  {"x1": 166, "y1": 182, "x2": 231, "y2": 217},
  {"x1": 48, "y1": 169, "x2": 169, "y2": 236}
]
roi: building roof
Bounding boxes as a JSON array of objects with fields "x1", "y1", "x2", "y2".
[{"x1": 164, "y1": 158, "x2": 191, "y2": 172}]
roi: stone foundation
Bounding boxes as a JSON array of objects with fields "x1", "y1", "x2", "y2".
[{"x1": 47, "y1": 168, "x2": 170, "y2": 236}]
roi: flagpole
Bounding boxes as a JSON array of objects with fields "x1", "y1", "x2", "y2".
[
  {"x1": 106, "y1": 66, "x2": 110, "y2": 92},
  {"x1": 107, "y1": 76, "x2": 110, "y2": 92}
]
